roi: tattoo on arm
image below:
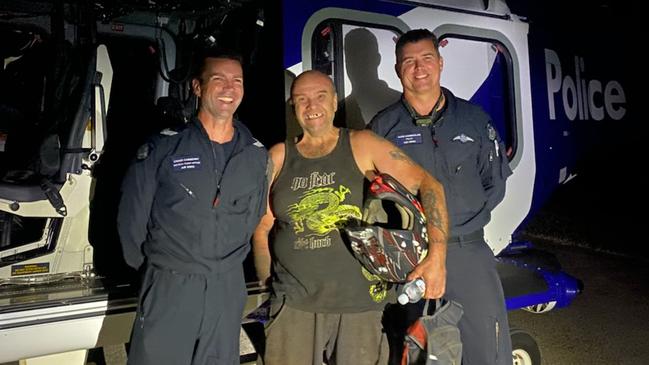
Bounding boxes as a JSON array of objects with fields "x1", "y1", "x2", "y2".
[
  {"x1": 389, "y1": 150, "x2": 415, "y2": 165},
  {"x1": 421, "y1": 189, "x2": 448, "y2": 242}
]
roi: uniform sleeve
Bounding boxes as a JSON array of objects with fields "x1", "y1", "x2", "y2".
[
  {"x1": 117, "y1": 141, "x2": 160, "y2": 270},
  {"x1": 257, "y1": 154, "x2": 271, "y2": 219},
  {"x1": 479, "y1": 121, "x2": 513, "y2": 211},
  {"x1": 367, "y1": 112, "x2": 386, "y2": 135}
]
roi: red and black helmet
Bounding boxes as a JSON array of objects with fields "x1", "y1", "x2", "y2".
[{"x1": 344, "y1": 173, "x2": 428, "y2": 283}]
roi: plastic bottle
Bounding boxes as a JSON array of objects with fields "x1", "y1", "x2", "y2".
[{"x1": 397, "y1": 278, "x2": 426, "y2": 305}]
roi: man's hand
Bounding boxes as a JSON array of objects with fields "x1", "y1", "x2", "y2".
[{"x1": 407, "y1": 249, "x2": 446, "y2": 299}]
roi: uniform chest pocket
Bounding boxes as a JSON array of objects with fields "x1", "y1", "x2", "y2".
[
  {"x1": 222, "y1": 185, "x2": 258, "y2": 215},
  {"x1": 165, "y1": 174, "x2": 200, "y2": 212},
  {"x1": 441, "y1": 140, "x2": 485, "y2": 213},
  {"x1": 445, "y1": 142, "x2": 478, "y2": 177}
]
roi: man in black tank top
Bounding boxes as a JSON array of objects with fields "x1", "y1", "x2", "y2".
[{"x1": 253, "y1": 70, "x2": 449, "y2": 365}]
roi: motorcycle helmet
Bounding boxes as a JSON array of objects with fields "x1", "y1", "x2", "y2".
[{"x1": 344, "y1": 173, "x2": 428, "y2": 283}]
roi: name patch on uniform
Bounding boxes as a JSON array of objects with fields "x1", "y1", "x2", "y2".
[
  {"x1": 172, "y1": 156, "x2": 202, "y2": 171},
  {"x1": 394, "y1": 133, "x2": 423, "y2": 146}
]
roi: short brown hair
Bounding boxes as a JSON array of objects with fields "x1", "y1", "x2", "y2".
[
  {"x1": 192, "y1": 49, "x2": 243, "y2": 81},
  {"x1": 395, "y1": 29, "x2": 439, "y2": 62}
]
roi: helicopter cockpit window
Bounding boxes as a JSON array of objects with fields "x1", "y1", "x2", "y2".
[
  {"x1": 311, "y1": 20, "x2": 403, "y2": 129},
  {"x1": 0, "y1": 25, "x2": 83, "y2": 183}
]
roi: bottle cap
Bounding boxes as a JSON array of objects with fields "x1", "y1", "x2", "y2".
[{"x1": 397, "y1": 293, "x2": 409, "y2": 305}]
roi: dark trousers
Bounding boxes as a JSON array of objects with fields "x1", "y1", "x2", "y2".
[
  {"x1": 385, "y1": 238, "x2": 512, "y2": 365},
  {"x1": 127, "y1": 264, "x2": 246, "y2": 365},
  {"x1": 263, "y1": 301, "x2": 389, "y2": 365}
]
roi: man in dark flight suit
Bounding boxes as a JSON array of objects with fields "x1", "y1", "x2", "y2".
[
  {"x1": 118, "y1": 50, "x2": 268, "y2": 365},
  {"x1": 370, "y1": 29, "x2": 513, "y2": 365}
]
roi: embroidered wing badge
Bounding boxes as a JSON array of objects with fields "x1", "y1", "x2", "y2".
[{"x1": 452, "y1": 134, "x2": 475, "y2": 143}]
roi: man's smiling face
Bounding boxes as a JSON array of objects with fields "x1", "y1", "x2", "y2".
[
  {"x1": 193, "y1": 57, "x2": 244, "y2": 121},
  {"x1": 291, "y1": 71, "x2": 338, "y2": 134},
  {"x1": 396, "y1": 39, "x2": 443, "y2": 96}
]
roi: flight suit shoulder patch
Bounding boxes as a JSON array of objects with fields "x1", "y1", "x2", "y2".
[
  {"x1": 136, "y1": 143, "x2": 150, "y2": 160},
  {"x1": 252, "y1": 138, "x2": 264, "y2": 148},
  {"x1": 486, "y1": 123, "x2": 497, "y2": 141},
  {"x1": 160, "y1": 128, "x2": 179, "y2": 136}
]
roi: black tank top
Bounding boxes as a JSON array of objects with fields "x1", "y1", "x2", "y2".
[{"x1": 270, "y1": 128, "x2": 389, "y2": 312}]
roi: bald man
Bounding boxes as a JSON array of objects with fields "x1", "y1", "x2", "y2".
[{"x1": 253, "y1": 70, "x2": 449, "y2": 365}]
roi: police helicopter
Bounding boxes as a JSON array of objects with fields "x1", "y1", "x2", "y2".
[{"x1": 1, "y1": 0, "x2": 631, "y2": 363}]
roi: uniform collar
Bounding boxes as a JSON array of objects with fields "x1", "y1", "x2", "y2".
[
  {"x1": 400, "y1": 87, "x2": 454, "y2": 128},
  {"x1": 439, "y1": 87, "x2": 457, "y2": 116},
  {"x1": 190, "y1": 116, "x2": 260, "y2": 153}
]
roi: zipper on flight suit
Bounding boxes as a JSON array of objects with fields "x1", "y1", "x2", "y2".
[
  {"x1": 429, "y1": 116, "x2": 443, "y2": 173},
  {"x1": 210, "y1": 143, "x2": 221, "y2": 208}
]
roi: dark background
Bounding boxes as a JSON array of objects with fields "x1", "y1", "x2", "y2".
[{"x1": 507, "y1": 0, "x2": 646, "y2": 259}]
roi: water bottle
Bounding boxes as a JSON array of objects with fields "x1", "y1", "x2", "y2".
[{"x1": 397, "y1": 278, "x2": 426, "y2": 305}]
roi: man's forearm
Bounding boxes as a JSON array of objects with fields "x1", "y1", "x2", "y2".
[
  {"x1": 419, "y1": 176, "x2": 449, "y2": 246},
  {"x1": 409, "y1": 176, "x2": 448, "y2": 298}
]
